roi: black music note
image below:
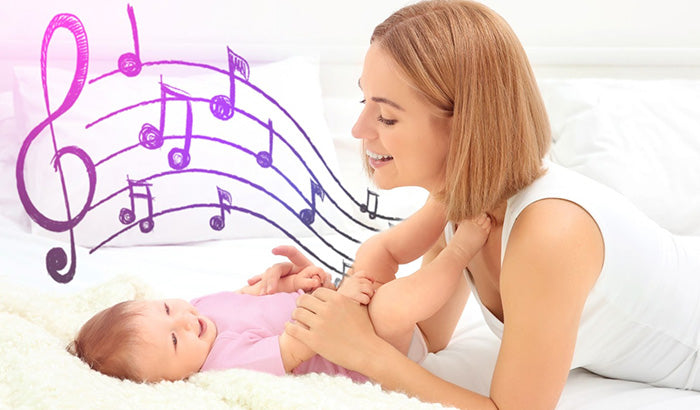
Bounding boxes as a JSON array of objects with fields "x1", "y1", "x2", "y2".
[
  {"x1": 118, "y1": 178, "x2": 155, "y2": 233},
  {"x1": 209, "y1": 186, "x2": 232, "y2": 231},
  {"x1": 15, "y1": 14, "x2": 94, "y2": 283},
  {"x1": 139, "y1": 78, "x2": 194, "y2": 170},
  {"x1": 117, "y1": 4, "x2": 142, "y2": 77},
  {"x1": 256, "y1": 118, "x2": 274, "y2": 168},
  {"x1": 209, "y1": 47, "x2": 250, "y2": 121},
  {"x1": 359, "y1": 189, "x2": 378, "y2": 219},
  {"x1": 299, "y1": 180, "x2": 325, "y2": 226}
]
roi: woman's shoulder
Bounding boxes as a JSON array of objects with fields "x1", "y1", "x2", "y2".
[{"x1": 501, "y1": 162, "x2": 613, "y2": 265}]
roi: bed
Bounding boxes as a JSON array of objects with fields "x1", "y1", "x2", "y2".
[{"x1": 1, "y1": 1, "x2": 700, "y2": 409}]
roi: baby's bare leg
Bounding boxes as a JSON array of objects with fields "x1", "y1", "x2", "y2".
[{"x1": 368, "y1": 215, "x2": 491, "y2": 355}]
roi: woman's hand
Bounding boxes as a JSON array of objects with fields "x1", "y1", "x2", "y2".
[
  {"x1": 247, "y1": 246, "x2": 318, "y2": 295},
  {"x1": 285, "y1": 287, "x2": 384, "y2": 373}
]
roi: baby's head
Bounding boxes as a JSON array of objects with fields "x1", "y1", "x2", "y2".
[{"x1": 70, "y1": 298, "x2": 216, "y2": 382}]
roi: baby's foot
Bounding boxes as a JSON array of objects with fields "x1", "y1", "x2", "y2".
[{"x1": 452, "y1": 214, "x2": 492, "y2": 261}]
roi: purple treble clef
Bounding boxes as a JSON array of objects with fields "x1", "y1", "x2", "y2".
[{"x1": 15, "y1": 13, "x2": 95, "y2": 283}]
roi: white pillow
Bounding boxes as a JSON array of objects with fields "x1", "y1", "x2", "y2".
[
  {"x1": 0, "y1": 91, "x2": 31, "y2": 231},
  {"x1": 542, "y1": 79, "x2": 700, "y2": 236},
  {"x1": 13, "y1": 57, "x2": 354, "y2": 247}
]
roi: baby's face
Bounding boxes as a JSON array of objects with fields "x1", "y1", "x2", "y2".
[{"x1": 133, "y1": 299, "x2": 217, "y2": 381}]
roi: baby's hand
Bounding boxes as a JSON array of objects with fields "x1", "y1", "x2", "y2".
[
  {"x1": 248, "y1": 246, "x2": 318, "y2": 295},
  {"x1": 337, "y1": 271, "x2": 375, "y2": 305},
  {"x1": 450, "y1": 213, "x2": 492, "y2": 262},
  {"x1": 292, "y1": 266, "x2": 332, "y2": 293}
]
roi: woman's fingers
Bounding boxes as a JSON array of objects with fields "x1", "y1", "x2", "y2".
[
  {"x1": 295, "y1": 291, "x2": 328, "y2": 313},
  {"x1": 288, "y1": 289, "x2": 378, "y2": 371},
  {"x1": 272, "y1": 245, "x2": 314, "y2": 270},
  {"x1": 290, "y1": 303, "x2": 320, "y2": 329}
]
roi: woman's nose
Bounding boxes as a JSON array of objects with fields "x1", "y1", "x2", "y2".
[{"x1": 351, "y1": 107, "x2": 377, "y2": 141}]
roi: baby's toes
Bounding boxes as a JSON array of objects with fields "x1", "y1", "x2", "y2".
[{"x1": 479, "y1": 214, "x2": 492, "y2": 231}]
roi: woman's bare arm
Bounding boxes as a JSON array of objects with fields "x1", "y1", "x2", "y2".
[{"x1": 287, "y1": 198, "x2": 604, "y2": 409}]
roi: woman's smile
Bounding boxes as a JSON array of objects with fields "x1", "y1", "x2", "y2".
[{"x1": 366, "y1": 149, "x2": 394, "y2": 169}]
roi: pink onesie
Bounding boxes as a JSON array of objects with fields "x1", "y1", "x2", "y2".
[{"x1": 191, "y1": 291, "x2": 367, "y2": 382}]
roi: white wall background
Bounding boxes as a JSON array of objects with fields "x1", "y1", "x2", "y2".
[{"x1": 2, "y1": 0, "x2": 700, "y2": 95}]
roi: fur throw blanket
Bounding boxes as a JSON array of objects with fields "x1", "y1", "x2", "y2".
[{"x1": 0, "y1": 276, "x2": 453, "y2": 409}]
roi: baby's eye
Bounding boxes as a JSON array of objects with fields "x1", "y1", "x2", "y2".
[
  {"x1": 164, "y1": 303, "x2": 170, "y2": 315},
  {"x1": 172, "y1": 333, "x2": 177, "y2": 348}
]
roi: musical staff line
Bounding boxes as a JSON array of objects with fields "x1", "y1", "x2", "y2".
[
  {"x1": 20, "y1": 5, "x2": 405, "y2": 284},
  {"x1": 87, "y1": 96, "x2": 391, "y2": 229},
  {"x1": 89, "y1": 201, "x2": 352, "y2": 275},
  {"x1": 86, "y1": 97, "x2": 384, "y2": 231},
  {"x1": 88, "y1": 167, "x2": 362, "y2": 246},
  {"x1": 87, "y1": 57, "x2": 401, "y2": 222}
]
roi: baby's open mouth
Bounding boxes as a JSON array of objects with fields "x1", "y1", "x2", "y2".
[{"x1": 198, "y1": 318, "x2": 206, "y2": 337}]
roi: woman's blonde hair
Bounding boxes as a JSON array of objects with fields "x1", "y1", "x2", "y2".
[
  {"x1": 370, "y1": 0, "x2": 550, "y2": 221},
  {"x1": 68, "y1": 300, "x2": 146, "y2": 382}
]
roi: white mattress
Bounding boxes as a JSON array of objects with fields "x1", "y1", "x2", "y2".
[{"x1": 2, "y1": 215, "x2": 699, "y2": 409}]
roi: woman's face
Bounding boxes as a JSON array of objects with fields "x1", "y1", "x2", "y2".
[{"x1": 352, "y1": 44, "x2": 451, "y2": 193}]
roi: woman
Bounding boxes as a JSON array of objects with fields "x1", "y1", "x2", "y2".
[{"x1": 255, "y1": 1, "x2": 700, "y2": 408}]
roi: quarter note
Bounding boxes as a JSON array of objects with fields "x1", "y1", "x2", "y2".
[
  {"x1": 117, "y1": 4, "x2": 142, "y2": 77},
  {"x1": 209, "y1": 186, "x2": 233, "y2": 231},
  {"x1": 119, "y1": 178, "x2": 155, "y2": 233},
  {"x1": 139, "y1": 78, "x2": 194, "y2": 170},
  {"x1": 299, "y1": 179, "x2": 325, "y2": 226},
  {"x1": 359, "y1": 189, "x2": 378, "y2": 219},
  {"x1": 209, "y1": 47, "x2": 250, "y2": 120},
  {"x1": 15, "y1": 13, "x2": 94, "y2": 284},
  {"x1": 256, "y1": 118, "x2": 274, "y2": 168}
]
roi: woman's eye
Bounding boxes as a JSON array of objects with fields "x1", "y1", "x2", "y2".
[
  {"x1": 172, "y1": 333, "x2": 177, "y2": 347},
  {"x1": 359, "y1": 99, "x2": 366, "y2": 104},
  {"x1": 378, "y1": 115, "x2": 397, "y2": 126}
]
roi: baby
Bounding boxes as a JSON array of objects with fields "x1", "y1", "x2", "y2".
[{"x1": 70, "y1": 215, "x2": 490, "y2": 383}]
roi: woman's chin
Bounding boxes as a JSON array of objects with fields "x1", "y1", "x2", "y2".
[{"x1": 371, "y1": 175, "x2": 396, "y2": 190}]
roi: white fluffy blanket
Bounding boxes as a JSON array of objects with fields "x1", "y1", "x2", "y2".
[{"x1": 0, "y1": 276, "x2": 453, "y2": 409}]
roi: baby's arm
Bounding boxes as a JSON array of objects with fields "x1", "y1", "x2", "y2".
[
  {"x1": 351, "y1": 197, "x2": 448, "y2": 287},
  {"x1": 368, "y1": 215, "x2": 491, "y2": 354},
  {"x1": 238, "y1": 264, "x2": 331, "y2": 295}
]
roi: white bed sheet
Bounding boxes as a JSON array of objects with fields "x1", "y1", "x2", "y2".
[{"x1": 2, "y1": 215, "x2": 700, "y2": 409}]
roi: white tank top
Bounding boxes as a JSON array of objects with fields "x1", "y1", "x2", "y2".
[{"x1": 445, "y1": 161, "x2": 700, "y2": 390}]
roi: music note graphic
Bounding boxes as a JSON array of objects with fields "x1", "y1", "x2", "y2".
[
  {"x1": 256, "y1": 118, "x2": 274, "y2": 168},
  {"x1": 15, "y1": 14, "x2": 94, "y2": 284},
  {"x1": 209, "y1": 47, "x2": 250, "y2": 121},
  {"x1": 359, "y1": 189, "x2": 378, "y2": 219},
  {"x1": 299, "y1": 179, "x2": 325, "y2": 226},
  {"x1": 209, "y1": 186, "x2": 233, "y2": 231},
  {"x1": 118, "y1": 178, "x2": 155, "y2": 233},
  {"x1": 117, "y1": 4, "x2": 142, "y2": 77},
  {"x1": 139, "y1": 78, "x2": 194, "y2": 170}
]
